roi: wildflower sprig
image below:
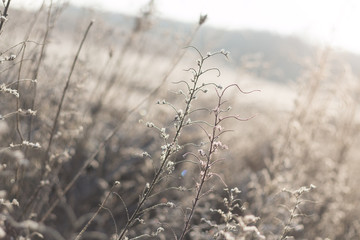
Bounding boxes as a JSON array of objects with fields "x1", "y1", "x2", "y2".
[
  {"x1": 280, "y1": 184, "x2": 316, "y2": 240},
  {"x1": 179, "y1": 52, "x2": 259, "y2": 239},
  {"x1": 0, "y1": 108, "x2": 36, "y2": 120},
  {"x1": 117, "y1": 47, "x2": 231, "y2": 240},
  {"x1": 0, "y1": 83, "x2": 19, "y2": 98},
  {"x1": 1, "y1": 140, "x2": 41, "y2": 153},
  {"x1": 202, "y1": 188, "x2": 265, "y2": 239}
]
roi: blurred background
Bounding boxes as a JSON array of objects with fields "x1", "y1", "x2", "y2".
[
  {"x1": 14, "y1": 0, "x2": 360, "y2": 53},
  {"x1": 11, "y1": 0, "x2": 360, "y2": 108}
]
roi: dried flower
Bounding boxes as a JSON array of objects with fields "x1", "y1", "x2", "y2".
[
  {"x1": 146, "y1": 122, "x2": 154, "y2": 128},
  {"x1": 199, "y1": 14, "x2": 207, "y2": 25}
]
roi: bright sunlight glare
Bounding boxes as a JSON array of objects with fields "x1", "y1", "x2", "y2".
[{"x1": 12, "y1": 0, "x2": 360, "y2": 54}]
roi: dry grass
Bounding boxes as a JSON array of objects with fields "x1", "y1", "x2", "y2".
[{"x1": 1, "y1": 1, "x2": 360, "y2": 240}]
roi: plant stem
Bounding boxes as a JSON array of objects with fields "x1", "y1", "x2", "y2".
[
  {"x1": 43, "y1": 20, "x2": 94, "y2": 171},
  {"x1": 116, "y1": 53, "x2": 205, "y2": 240}
]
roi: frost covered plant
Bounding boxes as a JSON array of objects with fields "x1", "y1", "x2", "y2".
[
  {"x1": 201, "y1": 188, "x2": 265, "y2": 240},
  {"x1": 0, "y1": 140, "x2": 41, "y2": 153},
  {"x1": 0, "y1": 83, "x2": 19, "y2": 98},
  {"x1": 0, "y1": 0, "x2": 10, "y2": 33},
  {"x1": 179, "y1": 71, "x2": 259, "y2": 238},
  {"x1": 73, "y1": 46, "x2": 258, "y2": 240},
  {"x1": 115, "y1": 47, "x2": 245, "y2": 240},
  {"x1": 280, "y1": 184, "x2": 316, "y2": 240}
]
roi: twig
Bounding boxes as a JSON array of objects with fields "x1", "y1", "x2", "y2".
[
  {"x1": 43, "y1": 20, "x2": 94, "y2": 169},
  {"x1": 74, "y1": 182, "x2": 119, "y2": 240},
  {"x1": 0, "y1": 0, "x2": 11, "y2": 33},
  {"x1": 28, "y1": 0, "x2": 52, "y2": 141}
]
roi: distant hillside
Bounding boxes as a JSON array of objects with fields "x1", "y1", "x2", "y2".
[
  {"x1": 20, "y1": 4, "x2": 360, "y2": 82},
  {"x1": 95, "y1": 4, "x2": 360, "y2": 82},
  {"x1": 193, "y1": 28, "x2": 316, "y2": 82}
]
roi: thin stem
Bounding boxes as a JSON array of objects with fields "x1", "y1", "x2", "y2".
[
  {"x1": 13, "y1": 2, "x2": 43, "y2": 141},
  {"x1": 15, "y1": 44, "x2": 26, "y2": 142},
  {"x1": 178, "y1": 93, "x2": 220, "y2": 240},
  {"x1": 43, "y1": 20, "x2": 94, "y2": 170},
  {"x1": 0, "y1": 0, "x2": 11, "y2": 33},
  {"x1": 74, "y1": 183, "x2": 119, "y2": 240},
  {"x1": 28, "y1": 0, "x2": 52, "y2": 141},
  {"x1": 116, "y1": 47, "x2": 205, "y2": 240}
]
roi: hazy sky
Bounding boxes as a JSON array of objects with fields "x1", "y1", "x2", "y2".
[{"x1": 12, "y1": 0, "x2": 360, "y2": 54}]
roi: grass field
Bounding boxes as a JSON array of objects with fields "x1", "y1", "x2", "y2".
[{"x1": 1, "y1": 1, "x2": 360, "y2": 239}]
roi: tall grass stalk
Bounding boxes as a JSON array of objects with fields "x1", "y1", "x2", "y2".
[
  {"x1": 0, "y1": 0, "x2": 11, "y2": 33},
  {"x1": 115, "y1": 46, "x2": 210, "y2": 240},
  {"x1": 43, "y1": 20, "x2": 94, "y2": 170},
  {"x1": 179, "y1": 83, "x2": 258, "y2": 239},
  {"x1": 27, "y1": 0, "x2": 53, "y2": 142}
]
